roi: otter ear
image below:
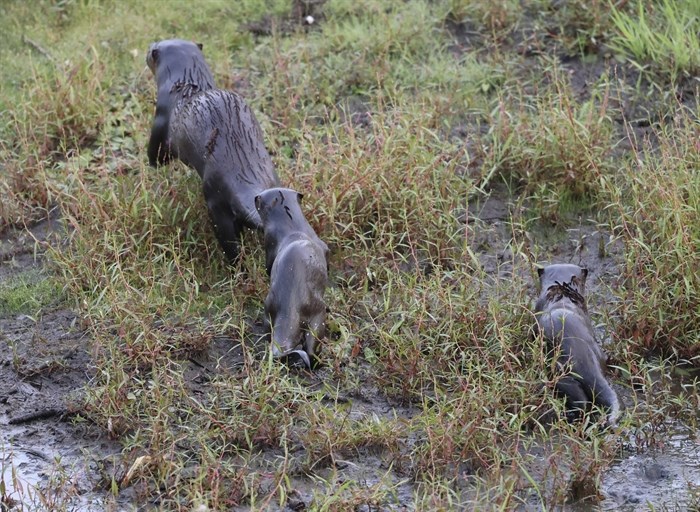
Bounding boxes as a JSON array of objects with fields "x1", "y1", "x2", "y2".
[
  {"x1": 196, "y1": 42, "x2": 204, "y2": 51},
  {"x1": 537, "y1": 266, "x2": 544, "y2": 278},
  {"x1": 580, "y1": 267, "x2": 588, "y2": 282},
  {"x1": 254, "y1": 195, "x2": 262, "y2": 211},
  {"x1": 151, "y1": 48, "x2": 159, "y2": 63},
  {"x1": 296, "y1": 192, "x2": 304, "y2": 204}
]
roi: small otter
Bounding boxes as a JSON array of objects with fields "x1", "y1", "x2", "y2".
[
  {"x1": 255, "y1": 188, "x2": 329, "y2": 369},
  {"x1": 146, "y1": 39, "x2": 280, "y2": 261},
  {"x1": 535, "y1": 264, "x2": 623, "y2": 426}
]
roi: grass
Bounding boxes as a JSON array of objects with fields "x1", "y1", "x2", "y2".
[
  {"x1": 603, "y1": 102, "x2": 700, "y2": 359},
  {"x1": 0, "y1": 270, "x2": 63, "y2": 315},
  {"x1": 609, "y1": 0, "x2": 700, "y2": 80},
  {"x1": 1, "y1": 0, "x2": 699, "y2": 509},
  {"x1": 481, "y1": 58, "x2": 614, "y2": 220}
]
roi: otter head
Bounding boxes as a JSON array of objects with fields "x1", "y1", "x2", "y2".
[
  {"x1": 255, "y1": 187, "x2": 304, "y2": 226},
  {"x1": 146, "y1": 39, "x2": 205, "y2": 75},
  {"x1": 537, "y1": 263, "x2": 588, "y2": 296}
]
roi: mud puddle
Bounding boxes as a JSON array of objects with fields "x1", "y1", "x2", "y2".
[{"x1": 598, "y1": 422, "x2": 700, "y2": 511}]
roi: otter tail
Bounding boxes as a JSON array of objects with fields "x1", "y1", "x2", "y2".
[{"x1": 586, "y1": 372, "x2": 624, "y2": 427}]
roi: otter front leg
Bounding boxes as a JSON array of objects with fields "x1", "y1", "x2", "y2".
[
  {"x1": 304, "y1": 310, "x2": 326, "y2": 368},
  {"x1": 148, "y1": 105, "x2": 171, "y2": 167}
]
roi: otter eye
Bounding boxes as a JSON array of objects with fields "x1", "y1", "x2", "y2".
[{"x1": 254, "y1": 196, "x2": 261, "y2": 210}]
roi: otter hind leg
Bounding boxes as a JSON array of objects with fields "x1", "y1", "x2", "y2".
[
  {"x1": 555, "y1": 376, "x2": 590, "y2": 422},
  {"x1": 205, "y1": 191, "x2": 244, "y2": 263},
  {"x1": 591, "y1": 378, "x2": 625, "y2": 427},
  {"x1": 215, "y1": 220, "x2": 243, "y2": 263}
]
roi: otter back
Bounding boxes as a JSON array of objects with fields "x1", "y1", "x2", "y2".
[{"x1": 170, "y1": 89, "x2": 280, "y2": 230}]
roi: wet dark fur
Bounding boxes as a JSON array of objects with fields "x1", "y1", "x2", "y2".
[
  {"x1": 535, "y1": 264, "x2": 623, "y2": 426},
  {"x1": 146, "y1": 39, "x2": 280, "y2": 261},
  {"x1": 255, "y1": 188, "x2": 329, "y2": 369}
]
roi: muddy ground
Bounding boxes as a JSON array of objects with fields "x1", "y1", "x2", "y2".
[
  {"x1": 2, "y1": 194, "x2": 700, "y2": 511},
  {"x1": 0, "y1": 216, "x2": 127, "y2": 511}
]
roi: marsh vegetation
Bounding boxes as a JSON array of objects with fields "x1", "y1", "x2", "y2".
[{"x1": 0, "y1": 0, "x2": 698, "y2": 510}]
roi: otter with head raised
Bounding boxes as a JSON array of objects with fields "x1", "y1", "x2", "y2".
[
  {"x1": 535, "y1": 264, "x2": 623, "y2": 426},
  {"x1": 255, "y1": 188, "x2": 329, "y2": 369},
  {"x1": 146, "y1": 39, "x2": 280, "y2": 261}
]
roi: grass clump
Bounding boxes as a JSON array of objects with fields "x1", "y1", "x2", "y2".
[
  {"x1": 544, "y1": 0, "x2": 619, "y2": 55},
  {"x1": 443, "y1": 0, "x2": 523, "y2": 34},
  {"x1": 0, "y1": 270, "x2": 63, "y2": 315},
  {"x1": 606, "y1": 106, "x2": 700, "y2": 359},
  {"x1": 482, "y1": 63, "x2": 613, "y2": 221},
  {"x1": 291, "y1": 99, "x2": 468, "y2": 269},
  {"x1": 0, "y1": 156, "x2": 51, "y2": 232},
  {"x1": 609, "y1": 0, "x2": 700, "y2": 80},
  {"x1": 245, "y1": 0, "x2": 457, "y2": 127}
]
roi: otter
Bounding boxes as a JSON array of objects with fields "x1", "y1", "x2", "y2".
[
  {"x1": 255, "y1": 188, "x2": 329, "y2": 369},
  {"x1": 146, "y1": 39, "x2": 280, "y2": 261},
  {"x1": 146, "y1": 39, "x2": 215, "y2": 167},
  {"x1": 535, "y1": 264, "x2": 623, "y2": 426}
]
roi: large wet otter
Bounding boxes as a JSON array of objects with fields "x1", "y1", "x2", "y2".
[
  {"x1": 255, "y1": 188, "x2": 329, "y2": 369},
  {"x1": 535, "y1": 264, "x2": 623, "y2": 426},
  {"x1": 146, "y1": 39, "x2": 280, "y2": 261}
]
